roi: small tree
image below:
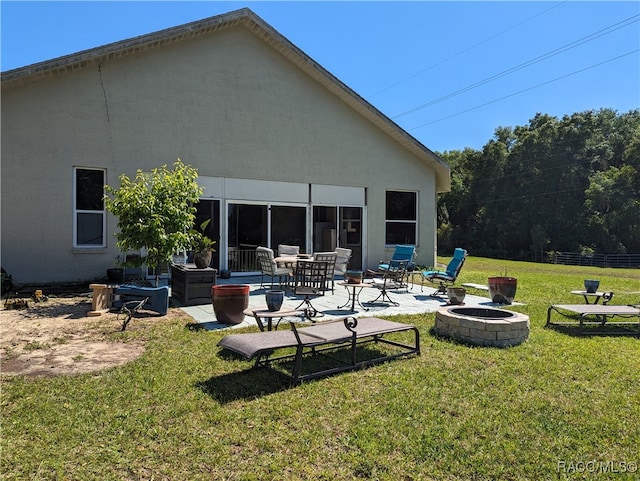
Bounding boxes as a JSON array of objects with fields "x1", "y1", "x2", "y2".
[{"x1": 104, "y1": 159, "x2": 203, "y2": 286}]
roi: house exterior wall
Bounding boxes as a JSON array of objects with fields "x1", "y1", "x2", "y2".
[{"x1": 2, "y1": 25, "x2": 440, "y2": 284}]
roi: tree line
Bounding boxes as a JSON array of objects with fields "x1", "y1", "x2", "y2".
[{"x1": 436, "y1": 108, "x2": 640, "y2": 261}]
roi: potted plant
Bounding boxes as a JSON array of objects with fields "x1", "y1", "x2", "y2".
[
  {"x1": 345, "y1": 270, "x2": 363, "y2": 284},
  {"x1": 488, "y1": 270, "x2": 518, "y2": 305},
  {"x1": 189, "y1": 219, "x2": 216, "y2": 269},
  {"x1": 265, "y1": 289, "x2": 284, "y2": 312},
  {"x1": 212, "y1": 284, "x2": 250, "y2": 324},
  {"x1": 106, "y1": 254, "x2": 125, "y2": 284},
  {"x1": 104, "y1": 159, "x2": 203, "y2": 286},
  {"x1": 446, "y1": 287, "x2": 466, "y2": 305},
  {"x1": 583, "y1": 279, "x2": 600, "y2": 293}
]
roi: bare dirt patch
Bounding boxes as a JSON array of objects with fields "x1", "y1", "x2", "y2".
[{"x1": 1, "y1": 294, "x2": 189, "y2": 377}]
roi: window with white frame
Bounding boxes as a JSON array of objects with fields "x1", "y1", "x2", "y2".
[
  {"x1": 385, "y1": 190, "x2": 417, "y2": 245},
  {"x1": 74, "y1": 167, "x2": 106, "y2": 247}
]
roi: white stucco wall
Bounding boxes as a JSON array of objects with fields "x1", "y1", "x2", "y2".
[{"x1": 1, "y1": 24, "x2": 441, "y2": 283}]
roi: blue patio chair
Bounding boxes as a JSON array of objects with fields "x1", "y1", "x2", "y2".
[
  {"x1": 375, "y1": 245, "x2": 416, "y2": 290},
  {"x1": 111, "y1": 285, "x2": 169, "y2": 321},
  {"x1": 367, "y1": 259, "x2": 409, "y2": 307},
  {"x1": 421, "y1": 248, "x2": 468, "y2": 296},
  {"x1": 378, "y1": 245, "x2": 416, "y2": 271}
]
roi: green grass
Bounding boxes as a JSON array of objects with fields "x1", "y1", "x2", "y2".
[{"x1": 2, "y1": 257, "x2": 639, "y2": 480}]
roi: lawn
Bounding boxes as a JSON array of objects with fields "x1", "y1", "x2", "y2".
[{"x1": 2, "y1": 257, "x2": 639, "y2": 480}]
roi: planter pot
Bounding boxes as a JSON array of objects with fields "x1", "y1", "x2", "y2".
[
  {"x1": 584, "y1": 279, "x2": 599, "y2": 293},
  {"x1": 193, "y1": 251, "x2": 212, "y2": 269},
  {"x1": 172, "y1": 254, "x2": 187, "y2": 265},
  {"x1": 106, "y1": 268, "x2": 124, "y2": 284},
  {"x1": 488, "y1": 277, "x2": 518, "y2": 305},
  {"x1": 212, "y1": 284, "x2": 250, "y2": 325},
  {"x1": 446, "y1": 287, "x2": 466, "y2": 305},
  {"x1": 265, "y1": 290, "x2": 284, "y2": 312},
  {"x1": 346, "y1": 270, "x2": 363, "y2": 284}
]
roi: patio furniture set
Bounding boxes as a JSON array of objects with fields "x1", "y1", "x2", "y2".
[
  {"x1": 216, "y1": 245, "x2": 471, "y2": 383},
  {"x1": 547, "y1": 281, "x2": 639, "y2": 334},
  {"x1": 82, "y1": 244, "x2": 635, "y2": 382},
  {"x1": 253, "y1": 244, "x2": 423, "y2": 322}
]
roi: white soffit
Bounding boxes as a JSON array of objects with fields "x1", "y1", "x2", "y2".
[
  {"x1": 312, "y1": 185, "x2": 364, "y2": 206},
  {"x1": 199, "y1": 177, "x2": 224, "y2": 199},
  {"x1": 199, "y1": 177, "x2": 364, "y2": 206},
  {"x1": 224, "y1": 178, "x2": 308, "y2": 203}
]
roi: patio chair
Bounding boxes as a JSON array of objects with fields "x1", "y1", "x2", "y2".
[
  {"x1": 217, "y1": 316, "x2": 421, "y2": 384},
  {"x1": 378, "y1": 245, "x2": 415, "y2": 272},
  {"x1": 376, "y1": 245, "x2": 415, "y2": 289},
  {"x1": 546, "y1": 303, "x2": 639, "y2": 335},
  {"x1": 256, "y1": 246, "x2": 293, "y2": 289},
  {"x1": 117, "y1": 296, "x2": 149, "y2": 331},
  {"x1": 293, "y1": 259, "x2": 329, "y2": 319},
  {"x1": 367, "y1": 259, "x2": 408, "y2": 307},
  {"x1": 421, "y1": 248, "x2": 468, "y2": 296},
  {"x1": 313, "y1": 251, "x2": 338, "y2": 292},
  {"x1": 334, "y1": 247, "x2": 352, "y2": 277},
  {"x1": 111, "y1": 285, "x2": 169, "y2": 316},
  {"x1": 277, "y1": 244, "x2": 300, "y2": 257}
]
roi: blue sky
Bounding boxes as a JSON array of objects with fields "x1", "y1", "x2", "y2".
[{"x1": 2, "y1": 1, "x2": 639, "y2": 152}]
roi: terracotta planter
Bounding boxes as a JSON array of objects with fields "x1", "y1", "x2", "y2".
[
  {"x1": 488, "y1": 277, "x2": 517, "y2": 305},
  {"x1": 346, "y1": 270, "x2": 363, "y2": 284},
  {"x1": 446, "y1": 287, "x2": 466, "y2": 305},
  {"x1": 212, "y1": 284, "x2": 250, "y2": 325}
]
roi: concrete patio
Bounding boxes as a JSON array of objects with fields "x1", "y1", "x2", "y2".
[{"x1": 177, "y1": 275, "x2": 504, "y2": 331}]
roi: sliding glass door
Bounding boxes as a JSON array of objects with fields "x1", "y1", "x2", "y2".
[
  {"x1": 227, "y1": 204, "x2": 267, "y2": 272},
  {"x1": 270, "y1": 206, "x2": 307, "y2": 254},
  {"x1": 194, "y1": 199, "x2": 220, "y2": 269},
  {"x1": 227, "y1": 203, "x2": 306, "y2": 272},
  {"x1": 340, "y1": 207, "x2": 362, "y2": 270},
  {"x1": 312, "y1": 206, "x2": 362, "y2": 269}
]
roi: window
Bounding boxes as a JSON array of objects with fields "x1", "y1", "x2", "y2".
[
  {"x1": 385, "y1": 190, "x2": 417, "y2": 245},
  {"x1": 74, "y1": 167, "x2": 106, "y2": 247}
]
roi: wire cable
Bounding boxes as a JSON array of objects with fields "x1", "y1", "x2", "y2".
[
  {"x1": 366, "y1": 1, "x2": 568, "y2": 99},
  {"x1": 394, "y1": 14, "x2": 640, "y2": 119},
  {"x1": 408, "y1": 49, "x2": 639, "y2": 131}
]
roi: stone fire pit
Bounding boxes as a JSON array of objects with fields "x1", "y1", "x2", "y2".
[{"x1": 435, "y1": 306, "x2": 529, "y2": 347}]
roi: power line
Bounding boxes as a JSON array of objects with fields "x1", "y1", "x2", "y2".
[
  {"x1": 408, "y1": 49, "x2": 639, "y2": 131},
  {"x1": 394, "y1": 14, "x2": 640, "y2": 119},
  {"x1": 366, "y1": 1, "x2": 568, "y2": 99}
]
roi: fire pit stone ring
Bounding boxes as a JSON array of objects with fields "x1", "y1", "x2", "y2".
[{"x1": 435, "y1": 306, "x2": 529, "y2": 347}]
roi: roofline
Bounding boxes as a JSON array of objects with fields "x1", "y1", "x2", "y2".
[{"x1": 2, "y1": 7, "x2": 451, "y2": 192}]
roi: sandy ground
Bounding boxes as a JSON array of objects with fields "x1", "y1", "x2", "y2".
[{"x1": 0, "y1": 294, "x2": 188, "y2": 377}]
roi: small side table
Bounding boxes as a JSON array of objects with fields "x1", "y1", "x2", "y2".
[
  {"x1": 570, "y1": 290, "x2": 609, "y2": 305},
  {"x1": 337, "y1": 281, "x2": 371, "y2": 312},
  {"x1": 87, "y1": 284, "x2": 118, "y2": 316},
  {"x1": 243, "y1": 306, "x2": 303, "y2": 332}
]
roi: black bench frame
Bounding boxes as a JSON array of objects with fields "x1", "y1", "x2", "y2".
[{"x1": 218, "y1": 317, "x2": 421, "y2": 384}]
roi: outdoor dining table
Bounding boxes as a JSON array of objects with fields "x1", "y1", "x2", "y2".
[{"x1": 274, "y1": 254, "x2": 312, "y2": 268}]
